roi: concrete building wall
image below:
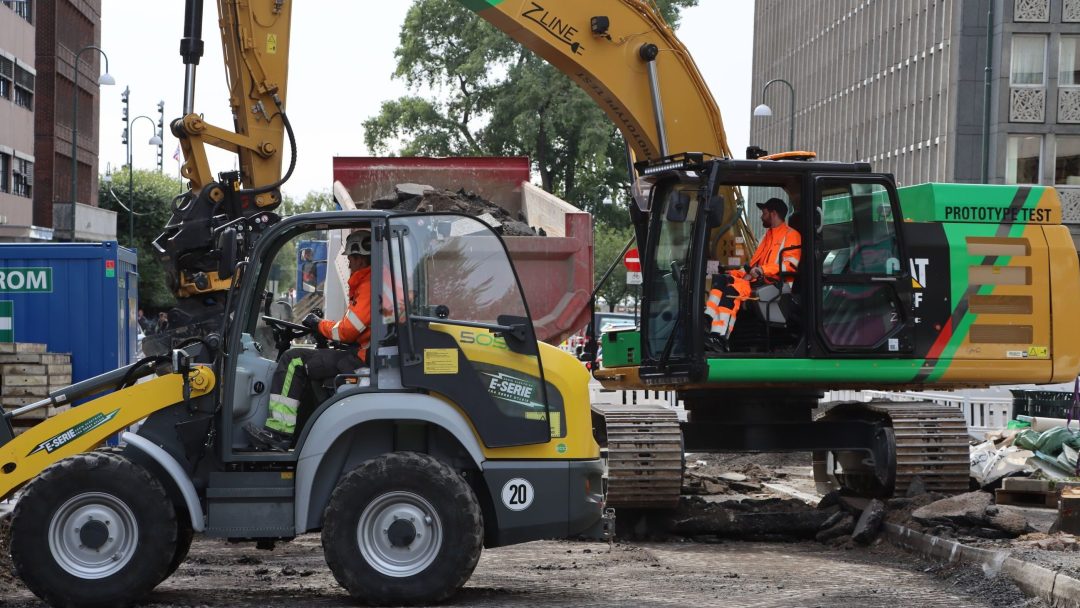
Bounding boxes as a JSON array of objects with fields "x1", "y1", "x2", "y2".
[
  {"x1": 751, "y1": 0, "x2": 961, "y2": 188},
  {"x1": 0, "y1": 2, "x2": 37, "y2": 229},
  {"x1": 750, "y1": 0, "x2": 1080, "y2": 201}
]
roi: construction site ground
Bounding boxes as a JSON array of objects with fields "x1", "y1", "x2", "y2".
[{"x1": 2, "y1": 452, "x2": 1070, "y2": 607}]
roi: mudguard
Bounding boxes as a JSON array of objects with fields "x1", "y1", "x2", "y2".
[{"x1": 293, "y1": 392, "x2": 486, "y2": 533}]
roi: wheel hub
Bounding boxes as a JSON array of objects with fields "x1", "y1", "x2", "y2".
[
  {"x1": 387, "y1": 519, "x2": 417, "y2": 547},
  {"x1": 357, "y1": 491, "x2": 443, "y2": 578},
  {"x1": 79, "y1": 519, "x2": 110, "y2": 550},
  {"x1": 48, "y1": 492, "x2": 139, "y2": 579}
]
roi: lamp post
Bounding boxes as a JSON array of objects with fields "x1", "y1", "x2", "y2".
[
  {"x1": 753, "y1": 78, "x2": 796, "y2": 152},
  {"x1": 127, "y1": 115, "x2": 163, "y2": 247},
  {"x1": 69, "y1": 45, "x2": 115, "y2": 203}
]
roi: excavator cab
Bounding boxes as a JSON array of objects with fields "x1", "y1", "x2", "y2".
[{"x1": 635, "y1": 156, "x2": 916, "y2": 381}]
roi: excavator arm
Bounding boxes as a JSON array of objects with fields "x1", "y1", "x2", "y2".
[{"x1": 466, "y1": 1, "x2": 731, "y2": 162}]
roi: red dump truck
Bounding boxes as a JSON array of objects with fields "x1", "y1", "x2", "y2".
[{"x1": 332, "y1": 156, "x2": 593, "y2": 346}]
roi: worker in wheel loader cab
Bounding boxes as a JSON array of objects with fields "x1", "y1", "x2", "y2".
[
  {"x1": 245, "y1": 229, "x2": 373, "y2": 450},
  {"x1": 704, "y1": 197, "x2": 801, "y2": 353}
]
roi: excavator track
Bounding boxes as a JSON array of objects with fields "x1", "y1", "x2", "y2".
[
  {"x1": 814, "y1": 400, "x2": 970, "y2": 497},
  {"x1": 593, "y1": 404, "x2": 683, "y2": 509}
]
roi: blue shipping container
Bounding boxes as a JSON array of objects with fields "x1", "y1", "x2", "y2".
[{"x1": 0, "y1": 242, "x2": 138, "y2": 385}]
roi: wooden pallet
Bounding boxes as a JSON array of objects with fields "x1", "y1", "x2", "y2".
[{"x1": 995, "y1": 487, "x2": 1060, "y2": 508}]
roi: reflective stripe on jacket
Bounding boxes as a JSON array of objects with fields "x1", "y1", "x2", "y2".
[
  {"x1": 318, "y1": 267, "x2": 372, "y2": 358},
  {"x1": 730, "y1": 222, "x2": 802, "y2": 282}
]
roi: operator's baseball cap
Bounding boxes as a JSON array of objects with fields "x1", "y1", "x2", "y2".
[{"x1": 756, "y1": 197, "x2": 788, "y2": 218}]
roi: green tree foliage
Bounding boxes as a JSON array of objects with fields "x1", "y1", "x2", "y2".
[
  {"x1": 97, "y1": 168, "x2": 185, "y2": 311},
  {"x1": 593, "y1": 223, "x2": 637, "y2": 312},
  {"x1": 364, "y1": 0, "x2": 696, "y2": 227}
]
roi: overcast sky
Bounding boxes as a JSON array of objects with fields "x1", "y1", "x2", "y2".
[{"x1": 98, "y1": 2, "x2": 755, "y2": 201}]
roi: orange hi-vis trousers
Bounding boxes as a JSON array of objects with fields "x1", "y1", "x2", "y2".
[{"x1": 705, "y1": 274, "x2": 752, "y2": 338}]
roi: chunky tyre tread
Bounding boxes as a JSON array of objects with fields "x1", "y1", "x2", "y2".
[
  {"x1": 10, "y1": 451, "x2": 178, "y2": 608},
  {"x1": 322, "y1": 451, "x2": 483, "y2": 606}
]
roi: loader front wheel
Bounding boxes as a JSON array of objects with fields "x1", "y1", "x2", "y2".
[
  {"x1": 322, "y1": 451, "x2": 483, "y2": 605},
  {"x1": 10, "y1": 451, "x2": 177, "y2": 608}
]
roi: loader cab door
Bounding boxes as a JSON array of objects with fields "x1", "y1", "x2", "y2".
[
  {"x1": 389, "y1": 215, "x2": 554, "y2": 448},
  {"x1": 813, "y1": 177, "x2": 914, "y2": 355}
]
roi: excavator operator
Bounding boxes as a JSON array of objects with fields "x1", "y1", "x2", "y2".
[
  {"x1": 704, "y1": 198, "x2": 801, "y2": 352},
  {"x1": 246, "y1": 229, "x2": 373, "y2": 450}
]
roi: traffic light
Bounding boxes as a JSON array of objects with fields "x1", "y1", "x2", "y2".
[
  {"x1": 156, "y1": 100, "x2": 165, "y2": 171},
  {"x1": 120, "y1": 86, "x2": 130, "y2": 147}
]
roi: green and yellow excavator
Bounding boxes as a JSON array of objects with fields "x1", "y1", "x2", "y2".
[
  {"x1": 2, "y1": 3, "x2": 1078, "y2": 607},
  {"x1": 461, "y1": 0, "x2": 1080, "y2": 506}
]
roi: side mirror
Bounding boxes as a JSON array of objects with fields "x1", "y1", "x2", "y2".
[
  {"x1": 217, "y1": 227, "x2": 238, "y2": 280},
  {"x1": 665, "y1": 191, "x2": 690, "y2": 223},
  {"x1": 705, "y1": 194, "x2": 725, "y2": 228},
  {"x1": 497, "y1": 314, "x2": 532, "y2": 355}
]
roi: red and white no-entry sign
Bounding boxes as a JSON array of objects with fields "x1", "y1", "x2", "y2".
[{"x1": 624, "y1": 248, "x2": 642, "y2": 285}]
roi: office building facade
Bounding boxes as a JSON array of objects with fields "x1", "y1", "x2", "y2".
[{"x1": 750, "y1": 0, "x2": 1080, "y2": 228}]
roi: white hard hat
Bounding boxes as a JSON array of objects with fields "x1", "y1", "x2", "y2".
[{"x1": 343, "y1": 229, "x2": 371, "y2": 257}]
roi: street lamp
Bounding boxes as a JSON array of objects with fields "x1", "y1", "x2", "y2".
[
  {"x1": 126, "y1": 115, "x2": 163, "y2": 247},
  {"x1": 753, "y1": 78, "x2": 796, "y2": 153},
  {"x1": 69, "y1": 45, "x2": 115, "y2": 203}
]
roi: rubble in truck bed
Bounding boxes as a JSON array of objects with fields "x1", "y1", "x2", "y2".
[{"x1": 371, "y1": 183, "x2": 542, "y2": 237}]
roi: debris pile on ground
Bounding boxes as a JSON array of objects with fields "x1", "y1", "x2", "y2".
[
  {"x1": 373, "y1": 183, "x2": 540, "y2": 236},
  {"x1": 617, "y1": 495, "x2": 833, "y2": 543},
  {"x1": 970, "y1": 413, "x2": 1080, "y2": 486},
  {"x1": 910, "y1": 491, "x2": 1034, "y2": 538},
  {"x1": 682, "y1": 452, "x2": 806, "y2": 497},
  {"x1": 0, "y1": 510, "x2": 14, "y2": 591}
]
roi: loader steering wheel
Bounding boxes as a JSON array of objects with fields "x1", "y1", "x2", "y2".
[{"x1": 261, "y1": 315, "x2": 328, "y2": 351}]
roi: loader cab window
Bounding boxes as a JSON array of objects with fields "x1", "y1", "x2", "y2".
[
  {"x1": 393, "y1": 215, "x2": 528, "y2": 324},
  {"x1": 816, "y1": 179, "x2": 912, "y2": 352},
  {"x1": 644, "y1": 179, "x2": 700, "y2": 360},
  {"x1": 249, "y1": 227, "x2": 330, "y2": 348}
]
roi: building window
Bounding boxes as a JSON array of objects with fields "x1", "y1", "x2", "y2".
[
  {"x1": 1057, "y1": 137, "x2": 1080, "y2": 186},
  {"x1": 13, "y1": 65, "x2": 33, "y2": 110},
  {"x1": 1063, "y1": 37, "x2": 1080, "y2": 85},
  {"x1": 11, "y1": 157, "x2": 31, "y2": 198},
  {"x1": 0, "y1": 152, "x2": 9, "y2": 194},
  {"x1": 1011, "y1": 35, "x2": 1047, "y2": 85},
  {"x1": 1006, "y1": 135, "x2": 1042, "y2": 184},
  {"x1": 0, "y1": 56, "x2": 12, "y2": 100},
  {"x1": 2, "y1": 0, "x2": 32, "y2": 23}
]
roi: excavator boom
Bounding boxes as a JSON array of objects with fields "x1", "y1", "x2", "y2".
[{"x1": 467, "y1": 0, "x2": 731, "y2": 162}]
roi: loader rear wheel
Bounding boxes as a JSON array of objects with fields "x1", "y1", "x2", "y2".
[
  {"x1": 322, "y1": 451, "x2": 483, "y2": 606},
  {"x1": 10, "y1": 451, "x2": 177, "y2": 608}
]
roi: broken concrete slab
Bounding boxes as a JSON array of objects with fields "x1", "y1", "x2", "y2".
[
  {"x1": 395, "y1": 183, "x2": 435, "y2": 200},
  {"x1": 912, "y1": 491, "x2": 993, "y2": 528},
  {"x1": 984, "y1": 505, "x2": 1034, "y2": 537},
  {"x1": 815, "y1": 513, "x2": 855, "y2": 543},
  {"x1": 718, "y1": 472, "x2": 748, "y2": 482},
  {"x1": 852, "y1": 499, "x2": 886, "y2": 545}
]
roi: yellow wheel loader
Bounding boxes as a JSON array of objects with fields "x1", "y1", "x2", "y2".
[{"x1": 0, "y1": 211, "x2": 605, "y2": 607}]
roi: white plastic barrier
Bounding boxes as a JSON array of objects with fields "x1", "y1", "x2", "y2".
[{"x1": 823, "y1": 390, "x2": 1013, "y2": 440}]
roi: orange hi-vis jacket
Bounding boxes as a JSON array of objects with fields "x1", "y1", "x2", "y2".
[
  {"x1": 318, "y1": 267, "x2": 372, "y2": 360},
  {"x1": 731, "y1": 222, "x2": 802, "y2": 282}
]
